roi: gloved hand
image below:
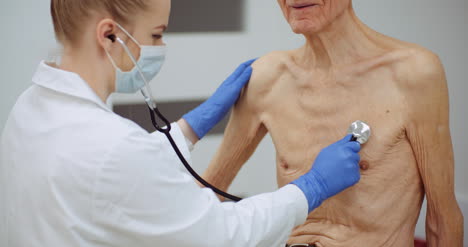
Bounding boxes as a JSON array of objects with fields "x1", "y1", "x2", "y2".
[
  {"x1": 183, "y1": 59, "x2": 256, "y2": 139},
  {"x1": 292, "y1": 134, "x2": 361, "y2": 213}
]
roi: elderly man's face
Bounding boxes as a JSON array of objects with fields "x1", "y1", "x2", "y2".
[{"x1": 278, "y1": 0, "x2": 351, "y2": 35}]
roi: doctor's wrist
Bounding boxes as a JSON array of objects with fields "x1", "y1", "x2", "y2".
[
  {"x1": 177, "y1": 119, "x2": 199, "y2": 145},
  {"x1": 291, "y1": 171, "x2": 326, "y2": 213}
]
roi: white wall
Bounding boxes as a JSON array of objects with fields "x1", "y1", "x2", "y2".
[{"x1": 0, "y1": 0, "x2": 466, "y2": 242}]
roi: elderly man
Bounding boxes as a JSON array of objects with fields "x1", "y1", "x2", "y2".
[{"x1": 203, "y1": 1, "x2": 464, "y2": 246}]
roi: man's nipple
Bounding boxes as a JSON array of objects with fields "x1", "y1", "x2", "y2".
[
  {"x1": 359, "y1": 160, "x2": 370, "y2": 171},
  {"x1": 280, "y1": 160, "x2": 290, "y2": 170}
]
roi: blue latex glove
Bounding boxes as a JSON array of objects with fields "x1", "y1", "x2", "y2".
[
  {"x1": 183, "y1": 59, "x2": 256, "y2": 139},
  {"x1": 292, "y1": 134, "x2": 361, "y2": 213}
]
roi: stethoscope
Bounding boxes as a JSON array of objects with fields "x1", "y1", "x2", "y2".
[
  {"x1": 147, "y1": 104, "x2": 371, "y2": 203},
  {"x1": 147, "y1": 103, "x2": 244, "y2": 201},
  {"x1": 110, "y1": 34, "x2": 243, "y2": 201},
  {"x1": 111, "y1": 34, "x2": 372, "y2": 203}
]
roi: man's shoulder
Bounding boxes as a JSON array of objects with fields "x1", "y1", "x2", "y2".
[
  {"x1": 247, "y1": 51, "x2": 293, "y2": 92},
  {"x1": 234, "y1": 51, "x2": 293, "y2": 111},
  {"x1": 253, "y1": 50, "x2": 292, "y2": 70},
  {"x1": 390, "y1": 45, "x2": 448, "y2": 115},
  {"x1": 391, "y1": 45, "x2": 445, "y2": 89}
]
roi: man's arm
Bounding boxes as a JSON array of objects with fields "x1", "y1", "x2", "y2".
[
  {"x1": 203, "y1": 59, "x2": 275, "y2": 197},
  {"x1": 405, "y1": 50, "x2": 464, "y2": 246}
]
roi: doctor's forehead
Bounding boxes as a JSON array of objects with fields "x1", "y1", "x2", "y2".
[{"x1": 136, "y1": 0, "x2": 171, "y2": 27}]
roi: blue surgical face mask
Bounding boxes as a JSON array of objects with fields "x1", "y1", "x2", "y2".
[{"x1": 105, "y1": 23, "x2": 166, "y2": 94}]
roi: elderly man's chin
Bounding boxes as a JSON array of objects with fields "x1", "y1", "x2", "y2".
[{"x1": 289, "y1": 19, "x2": 328, "y2": 35}]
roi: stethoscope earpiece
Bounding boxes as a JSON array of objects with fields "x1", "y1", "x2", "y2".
[{"x1": 107, "y1": 34, "x2": 116, "y2": 43}]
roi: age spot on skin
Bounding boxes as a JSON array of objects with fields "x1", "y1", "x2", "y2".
[
  {"x1": 359, "y1": 160, "x2": 370, "y2": 170},
  {"x1": 386, "y1": 110, "x2": 390, "y2": 114}
]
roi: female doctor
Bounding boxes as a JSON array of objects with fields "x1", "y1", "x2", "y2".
[{"x1": 0, "y1": 0, "x2": 362, "y2": 246}]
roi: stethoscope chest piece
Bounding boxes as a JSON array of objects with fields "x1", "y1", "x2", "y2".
[{"x1": 347, "y1": 120, "x2": 371, "y2": 145}]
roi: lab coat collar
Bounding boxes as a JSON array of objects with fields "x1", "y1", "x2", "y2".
[{"x1": 32, "y1": 61, "x2": 112, "y2": 112}]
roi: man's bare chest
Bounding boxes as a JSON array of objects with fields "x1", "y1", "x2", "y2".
[{"x1": 258, "y1": 73, "x2": 418, "y2": 186}]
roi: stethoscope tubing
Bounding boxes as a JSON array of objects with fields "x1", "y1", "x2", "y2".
[{"x1": 149, "y1": 107, "x2": 243, "y2": 202}]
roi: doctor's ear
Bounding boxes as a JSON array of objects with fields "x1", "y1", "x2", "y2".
[{"x1": 96, "y1": 19, "x2": 118, "y2": 50}]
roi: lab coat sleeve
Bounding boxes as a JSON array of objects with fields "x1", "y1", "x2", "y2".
[
  {"x1": 151, "y1": 123, "x2": 194, "y2": 154},
  {"x1": 92, "y1": 127, "x2": 308, "y2": 247},
  {"x1": 150, "y1": 123, "x2": 194, "y2": 174}
]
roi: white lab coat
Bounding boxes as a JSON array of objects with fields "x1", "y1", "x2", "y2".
[{"x1": 0, "y1": 61, "x2": 308, "y2": 247}]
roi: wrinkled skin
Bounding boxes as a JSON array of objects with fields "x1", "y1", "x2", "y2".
[{"x1": 203, "y1": 1, "x2": 463, "y2": 246}]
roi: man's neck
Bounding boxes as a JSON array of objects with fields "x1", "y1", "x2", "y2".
[
  {"x1": 297, "y1": 7, "x2": 386, "y2": 69},
  {"x1": 59, "y1": 46, "x2": 112, "y2": 103}
]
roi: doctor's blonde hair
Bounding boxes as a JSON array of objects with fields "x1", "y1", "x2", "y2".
[{"x1": 51, "y1": 0, "x2": 148, "y2": 44}]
